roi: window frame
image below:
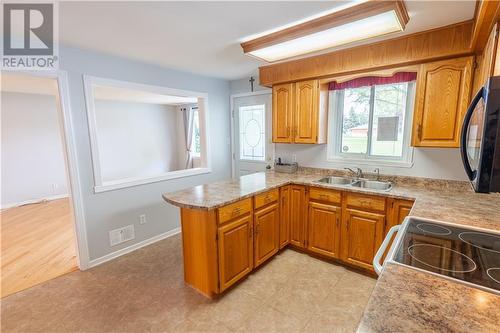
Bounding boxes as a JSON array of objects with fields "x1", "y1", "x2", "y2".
[
  {"x1": 327, "y1": 81, "x2": 415, "y2": 168},
  {"x1": 83, "y1": 75, "x2": 211, "y2": 193}
]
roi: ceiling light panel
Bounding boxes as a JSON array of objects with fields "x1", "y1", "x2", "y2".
[{"x1": 241, "y1": 1, "x2": 409, "y2": 62}]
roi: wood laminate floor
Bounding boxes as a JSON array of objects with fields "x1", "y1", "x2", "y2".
[
  {"x1": 1, "y1": 233, "x2": 376, "y2": 332},
  {"x1": 1, "y1": 198, "x2": 78, "y2": 298}
]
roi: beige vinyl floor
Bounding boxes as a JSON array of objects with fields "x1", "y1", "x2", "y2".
[
  {"x1": 1, "y1": 232, "x2": 376, "y2": 333},
  {"x1": 1, "y1": 198, "x2": 78, "y2": 298}
]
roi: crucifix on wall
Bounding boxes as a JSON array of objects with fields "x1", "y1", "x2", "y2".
[{"x1": 249, "y1": 76, "x2": 255, "y2": 92}]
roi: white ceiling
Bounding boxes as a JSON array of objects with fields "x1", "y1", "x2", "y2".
[{"x1": 59, "y1": 1, "x2": 476, "y2": 81}]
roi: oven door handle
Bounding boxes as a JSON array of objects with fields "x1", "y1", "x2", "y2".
[{"x1": 373, "y1": 225, "x2": 400, "y2": 276}]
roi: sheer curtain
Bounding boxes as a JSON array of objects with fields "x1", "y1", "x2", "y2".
[{"x1": 183, "y1": 107, "x2": 195, "y2": 169}]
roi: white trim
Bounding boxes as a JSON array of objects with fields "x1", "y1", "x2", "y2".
[
  {"x1": 88, "y1": 227, "x2": 181, "y2": 268},
  {"x1": 1, "y1": 194, "x2": 69, "y2": 210},
  {"x1": 6, "y1": 70, "x2": 91, "y2": 270},
  {"x1": 83, "y1": 75, "x2": 212, "y2": 193},
  {"x1": 324, "y1": 156, "x2": 414, "y2": 168},
  {"x1": 94, "y1": 168, "x2": 211, "y2": 193},
  {"x1": 230, "y1": 90, "x2": 273, "y2": 178}
]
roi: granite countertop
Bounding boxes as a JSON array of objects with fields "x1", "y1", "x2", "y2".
[
  {"x1": 357, "y1": 263, "x2": 500, "y2": 332},
  {"x1": 163, "y1": 169, "x2": 500, "y2": 231},
  {"x1": 162, "y1": 169, "x2": 500, "y2": 332}
]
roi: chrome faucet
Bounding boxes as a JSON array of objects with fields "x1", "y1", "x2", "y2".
[
  {"x1": 373, "y1": 168, "x2": 380, "y2": 181},
  {"x1": 344, "y1": 167, "x2": 363, "y2": 179}
]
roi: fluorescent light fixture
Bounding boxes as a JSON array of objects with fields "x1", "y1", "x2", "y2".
[{"x1": 241, "y1": 1, "x2": 409, "y2": 62}]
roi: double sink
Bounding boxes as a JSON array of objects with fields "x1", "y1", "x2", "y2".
[{"x1": 315, "y1": 176, "x2": 393, "y2": 191}]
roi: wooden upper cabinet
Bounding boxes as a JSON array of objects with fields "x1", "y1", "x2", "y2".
[
  {"x1": 279, "y1": 185, "x2": 291, "y2": 249},
  {"x1": 217, "y1": 214, "x2": 253, "y2": 292},
  {"x1": 289, "y1": 185, "x2": 307, "y2": 248},
  {"x1": 341, "y1": 208, "x2": 385, "y2": 272},
  {"x1": 272, "y1": 79, "x2": 327, "y2": 144},
  {"x1": 254, "y1": 203, "x2": 280, "y2": 267},
  {"x1": 295, "y1": 80, "x2": 318, "y2": 143},
  {"x1": 412, "y1": 56, "x2": 473, "y2": 147},
  {"x1": 307, "y1": 201, "x2": 341, "y2": 259},
  {"x1": 272, "y1": 83, "x2": 294, "y2": 143}
]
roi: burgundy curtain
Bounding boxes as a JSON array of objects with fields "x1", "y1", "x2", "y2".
[{"x1": 328, "y1": 72, "x2": 417, "y2": 91}]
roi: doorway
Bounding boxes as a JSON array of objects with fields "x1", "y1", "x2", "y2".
[
  {"x1": 1, "y1": 72, "x2": 80, "y2": 297},
  {"x1": 231, "y1": 92, "x2": 273, "y2": 177}
]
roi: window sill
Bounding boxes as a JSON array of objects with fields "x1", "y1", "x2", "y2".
[
  {"x1": 326, "y1": 156, "x2": 414, "y2": 168},
  {"x1": 94, "y1": 167, "x2": 212, "y2": 193}
]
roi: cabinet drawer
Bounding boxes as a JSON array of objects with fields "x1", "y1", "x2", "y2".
[
  {"x1": 309, "y1": 187, "x2": 341, "y2": 204},
  {"x1": 346, "y1": 193, "x2": 385, "y2": 212},
  {"x1": 218, "y1": 198, "x2": 252, "y2": 224},
  {"x1": 254, "y1": 189, "x2": 279, "y2": 209}
]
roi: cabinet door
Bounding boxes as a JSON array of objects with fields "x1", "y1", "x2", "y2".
[
  {"x1": 218, "y1": 215, "x2": 253, "y2": 292},
  {"x1": 254, "y1": 203, "x2": 280, "y2": 267},
  {"x1": 341, "y1": 208, "x2": 385, "y2": 272},
  {"x1": 279, "y1": 185, "x2": 291, "y2": 249},
  {"x1": 294, "y1": 80, "x2": 319, "y2": 144},
  {"x1": 307, "y1": 202, "x2": 341, "y2": 259},
  {"x1": 289, "y1": 185, "x2": 307, "y2": 248},
  {"x1": 382, "y1": 199, "x2": 414, "y2": 261},
  {"x1": 272, "y1": 83, "x2": 294, "y2": 143},
  {"x1": 412, "y1": 56, "x2": 473, "y2": 147}
]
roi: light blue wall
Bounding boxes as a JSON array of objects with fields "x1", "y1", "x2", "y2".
[{"x1": 60, "y1": 46, "x2": 231, "y2": 261}]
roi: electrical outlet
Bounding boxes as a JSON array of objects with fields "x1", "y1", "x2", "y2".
[
  {"x1": 109, "y1": 225, "x2": 135, "y2": 246},
  {"x1": 139, "y1": 214, "x2": 147, "y2": 225}
]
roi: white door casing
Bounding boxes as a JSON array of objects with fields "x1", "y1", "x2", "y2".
[{"x1": 230, "y1": 91, "x2": 273, "y2": 177}]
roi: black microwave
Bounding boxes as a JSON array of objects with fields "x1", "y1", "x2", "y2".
[{"x1": 461, "y1": 76, "x2": 500, "y2": 193}]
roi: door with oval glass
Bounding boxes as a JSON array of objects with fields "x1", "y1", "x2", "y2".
[{"x1": 232, "y1": 93, "x2": 273, "y2": 177}]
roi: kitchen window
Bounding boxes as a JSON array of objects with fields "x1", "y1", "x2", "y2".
[{"x1": 327, "y1": 73, "x2": 416, "y2": 167}]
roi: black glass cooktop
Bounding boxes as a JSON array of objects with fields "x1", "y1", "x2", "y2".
[{"x1": 393, "y1": 218, "x2": 500, "y2": 293}]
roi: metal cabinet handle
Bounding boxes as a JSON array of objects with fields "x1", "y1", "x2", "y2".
[{"x1": 373, "y1": 225, "x2": 400, "y2": 276}]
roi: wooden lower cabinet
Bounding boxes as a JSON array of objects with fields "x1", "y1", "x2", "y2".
[
  {"x1": 307, "y1": 201, "x2": 341, "y2": 258},
  {"x1": 279, "y1": 186, "x2": 291, "y2": 248},
  {"x1": 388, "y1": 199, "x2": 414, "y2": 232},
  {"x1": 289, "y1": 185, "x2": 307, "y2": 248},
  {"x1": 381, "y1": 199, "x2": 414, "y2": 261},
  {"x1": 341, "y1": 208, "x2": 385, "y2": 272},
  {"x1": 218, "y1": 214, "x2": 253, "y2": 292},
  {"x1": 179, "y1": 186, "x2": 415, "y2": 298},
  {"x1": 254, "y1": 203, "x2": 280, "y2": 267}
]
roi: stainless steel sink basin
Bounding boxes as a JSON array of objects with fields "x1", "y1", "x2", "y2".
[
  {"x1": 351, "y1": 179, "x2": 392, "y2": 191},
  {"x1": 315, "y1": 176, "x2": 354, "y2": 185}
]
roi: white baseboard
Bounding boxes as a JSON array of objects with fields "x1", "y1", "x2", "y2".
[
  {"x1": 88, "y1": 227, "x2": 181, "y2": 268},
  {"x1": 1, "y1": 194, "x2": 69, "y2": 210}
]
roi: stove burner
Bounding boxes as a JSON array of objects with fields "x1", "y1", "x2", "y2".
[
  {"x1": 408, "y1": 244, "x2": 477, "y2": 273},
  {"x1": 458, "y1": 232, "x2": 500, "y2": 254},
  {"x1": 487, "y1": 268, "x2": 500, "y2": 284},
  {"x1": 416, "y1": 223, "x2": 452, "y2": 236}
]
